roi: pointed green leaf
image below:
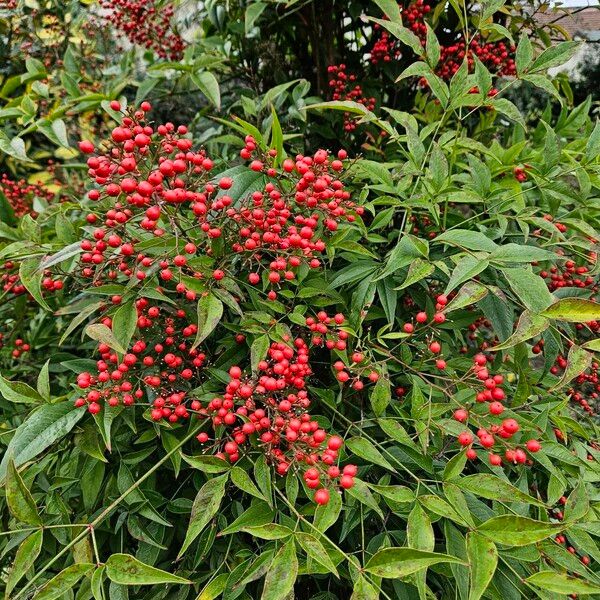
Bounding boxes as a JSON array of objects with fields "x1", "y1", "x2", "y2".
[
  {"x1": 467, "y1": 532, "x2": 497, "y2": 600},
  {"x1": 260, "y1": 540, "x2": 298, "y2": 600},
  {"x1": 477, "y1": 516, "x2": 562, "y2": 546},
  {"x1": 106, "y1": 553, "x2": 191, "y2": 585},
  {"x1": 178, "y1": 473, "x2": 229, "y2": 558},
  {"x1": 5, "y1": 530, "x2": 43, "y2": 598},
  {"x1": 365, "y1": 548, "x2": 465, "y2": 578},
  {"x1": 32, "y1": 564, "x2": 94, "y2": 600}
]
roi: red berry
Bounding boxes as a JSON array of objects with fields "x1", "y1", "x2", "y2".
[
  {"x1": 78, "y1": 140, "x2": 95, "y2": 153},
  {"x1": 314, "y1": 488, "x2": 330, "y2": 505}
]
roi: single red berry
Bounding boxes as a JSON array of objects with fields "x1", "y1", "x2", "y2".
[{"x1": 314, "y1": 488, "x2": 330, "y2": 505}]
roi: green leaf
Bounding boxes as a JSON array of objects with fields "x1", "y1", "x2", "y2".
[
  {"x1": 19, "y1": 257, "x2": 51, "y2": 311},
  {"x1": 526, "y1": 571, "x2": 600, "y2": 595},
  {"x1": 32, "y1": 563, "x2": 94, "y2": 600},
  {"x1": 446, "y1": 281, "x2": 488, "y2": 311},
  {"x1": 346, "y1": 437, "x2": 395, "y2": 471},
  {"x1": 192, "y1": 293, "x2": 223, "y2": 350},
  {"x1": 106, "y1": 554, "x2": 191, "y2": 585},
  {"x1": 488, "y1": 98, "x2": 525, "y2": 126},
  {"x1": 40, "y1": 241, "x2": 82, "y2": 270},
  {"x1": 373, "y1": 0, "x2": 402, "y2": 22},
  {"x1": 6, "y1": 459, "x2": 40, "y2": 525},
  {"x1": 515, "y1": 33, "x2": 533, "y2": 75},
  {"x1": 365, "y1": 548, "x2": 465, "y2": 578},
  {"x1": 425, "y1": 25, "x2": 440, "y2": 67},
  {"x1": 467, "y1": 532, "x2": 498, "y2": 600},
  {"x1": 407, "y1": 502, "x2": 434, "y2": 596},
  {"x1": 260, "y1": 540, "x2": 298, "y2": 600},
  {"x1": 408, "y1": 503, "x2": 434, "y2": 551},
  {"x1": 241, "y1": 524, "x2": 293, "y2": 540},
  {"x1": 295, "y1": 532, "x2": 339, "y2": 576},
  {"x1": 443, "y1": 449, "x2": 467, "y2": 480},
  {"x1": 0, "y1": 132, "x2": 32, "y2": 162},
  {"x1": 346, "y1": 479, "x2": 384, "y2": 519},
  {"x1": 220, "y1": 502, "x2": 274, "y2": 535},
  {"x1": 542, "y1": 298, "x2": 600, "y2": 322},
  {"x1": 112, "y1": 301, "x2": 137, "y2": 352},
  {"x1": 191, "y1": 71, "x2": 221, "y2": 109},
  {"x1": 477, "y1": 516, "x2": 562, "y2": 546},
  {"x1": 261, "y1": 80, "x2": 301, "y2": 111},
  {"x1": 254, "y1": 454, "x2": 273, "y2": 506},
  {"x1": 0, "y1": 190, "x2": 16, "y2": 227},
  {"x1": 445, "y1": 255, "x2": 489, "y2": 294},
  {"x1": 564, "y1": 480, "x2": 590, "y2": 522},
  {"x1": 196, "y1": 573, "x2": 228, "y2": 600},
  {"x1": 502, "y1": 267, "x2": 554, "y2": 312},
  {"x1": 418, "y1": 494, "x2": 468, "y2": 526},
  {"x1": 270, "y1": 106, "x2": 284, "y2": 165},
  {"x1": 490, "y1": 243, "x2": 555, "y2": 264},
  {"x1": 530, "y1": 41, "x2": 581, "y2": 73},
  {"x1": 245, "y1": 1, "x2": 267, "y2": 34},
  {"x1": 182, "y1": 454, "x2": 230, "y2": 473},
  {"x1": 586, "y1": 120, "x2": 600, "y2": 161},
  {"x1": 394, "y1": 258, "x2": 435, "y2": 291},
  {"x1": 456, "y1": 474, "x2": 546, "y2": 507},
  {"x1": 0, "y1": 373, "x2": 44, "y2": 404},
  {"x1": 85, "y1": 323, "x2": 126, "y2": 355},
  {"x1": 435, "y1": 229, "x2": 498, "y2": 253},
  {"x1": 178, "y1": 473, "x2": 229, "y2": 558},
  {"x1": 350, "y1": 575, "x2": 380, "y2": 599},
  {"x1": 370, "y1": 377, "x2": 391, "y2": 416},
  {"x1": 231, "y1": 466, "x2": 266, "y2": 501},
  {"x1": 552, "y1": 345, "x2": 592, "y2": 390},
  {"x1": 5, "y1": 530, "x2": 43, "y2": 599},
  {"x1": 369, "y1": 484, "x2": 415, "y2": 504},
  {"x1": 491, "y1": 311, "x2": 549, "y2": 351},
  {"x1": 0, "y1": 402, "x2": 85, "y2": 482},
  {"x1": 313, "y1": 487, "x2": 342, "y2": 532},
  {"x1": 522, "y1": 74, "x2": 563, "y2": 102},
  {"x1": 37, "y1": 360, "x2": 50, "y2": 401},
  {"x1": 251, "y1": 335, "x2": 270, "y2": 374}
]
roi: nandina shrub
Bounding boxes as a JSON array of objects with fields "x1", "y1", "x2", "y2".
[{"x1": 1, "y1": 3, "x2": 600, "y2": 600}]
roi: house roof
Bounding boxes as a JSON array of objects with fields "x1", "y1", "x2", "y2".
[{"x1": 534, "y1": 6, "x2": 600, "y2": 38}]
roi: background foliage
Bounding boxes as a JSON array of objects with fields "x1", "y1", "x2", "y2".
[{"x1": 1, "y1": 0, "x2": 600, "y2": 599}]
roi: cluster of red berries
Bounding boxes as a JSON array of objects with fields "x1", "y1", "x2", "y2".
[
  {"x1": 371, "y1": 0, "x2": 430, "y2": 64},
  {"x1": 0, "y1": 335, "x2": 30, "y2": 359},
  {"x1": 305, "y1": 311, "x2": 380, "y2": 389},
  {"x1": 1, "y1": 260, "x2": 62, "y2": 298},
  {"x1": 453, "y1": 353, "x2": 542, "y2": 466},
  {"x1": 195, "y1": 335, "x2": 357, "y2": 504},
  {"x1": 327, "y1": 64, "x2": 376, "y2": 131},
  {"x1": 0, "y1": 173, "x2": 56, "y2": 218},
  {"x1": 401, "y1": 293, "x2": 449, "y2": 369},
  {"x1": 1, "y1": 262, "x2": 25, "y2": 297},
  {"x1": 77, "y1": 101, "x2": 221, "y2": 289},
  {"x1": 371, "y1": 1, "x2": 516, "y2": 81},
  {"x1": 77, "y1": 102, "x2": 360, "y2": 302},
  {"x1": 539, "y1": 261, "x2": 595, "y2": 292},
  {"x1": 435, "y1": 37, "x2": 516, "y2": 81},
  {"x1": 231, "y1": 141, "x2": 361, "y2": 298},
  {"x1": 75, "y1": 304, "x2": 205, "y2": 417},
  {"x1": 99, "y1": 0, "x2": 185, "y2": 60}
]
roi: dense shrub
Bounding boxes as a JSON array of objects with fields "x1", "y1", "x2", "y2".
[{"x1": 1, "y1": 1, "x2": 599, "y2": 599}]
